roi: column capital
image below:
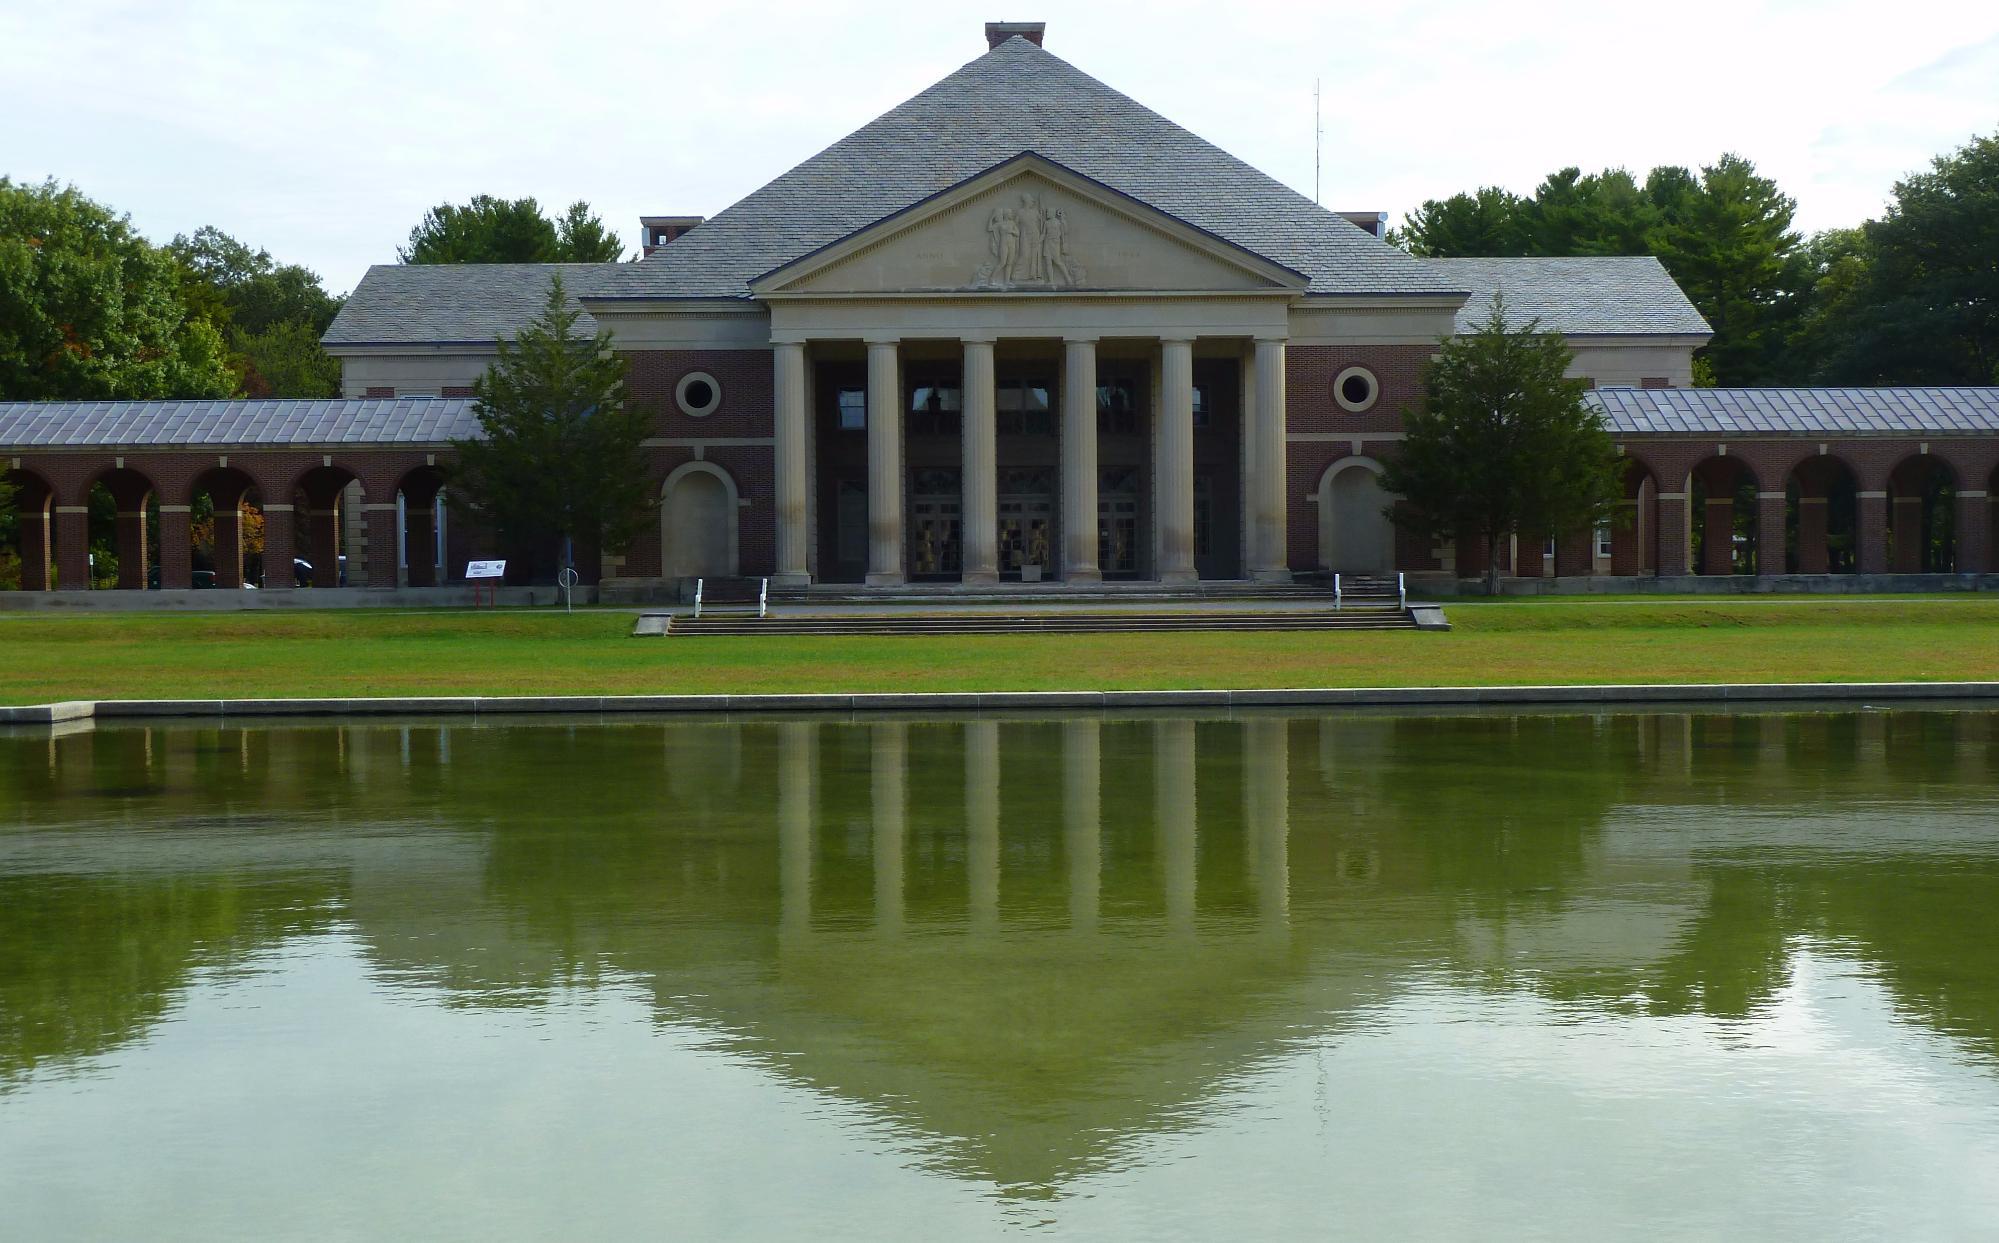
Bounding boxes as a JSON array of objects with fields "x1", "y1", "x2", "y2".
[
  {"x1": 1062, "y1": 333, "x2": 1100, "y2": 346},
  {"x1": 863, "y1": 334, "x2": 902, "y2": 349},
  {"x1": 1253, "y1": 332, "x2": 1289, "y2": 346},
  {"x1": 770, "y1": 334, "x2": 809, "y2": 348},
  {"x1": 959, "y1": 333, "x2": 998, "y2": 348},
  {"x1": 1158, "y1": 335, "x2": 1195, "y2": 349}
]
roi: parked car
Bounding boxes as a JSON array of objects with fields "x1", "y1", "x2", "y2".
[{"x1": 292, "y1": 555, "x2": 348, "y2": 587}]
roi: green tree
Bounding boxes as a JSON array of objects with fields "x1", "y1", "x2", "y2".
[
  {"x1": 0, "y1": 178, "x2": 234, "y2": 400},
  {"x1": 1647, "y1": 154, "x2": 1808, "y2": 383},
  {"x1": 1393, "y1": 186, "x2": 1528, "y2": 256},
  {"x1": 1394, "y1": 155, "x2": 1807, "y2": 382},
  {"x1": 400, "y1": 196, "x2": 623, "y2": 264},
  {"x1": 1850, "y1": 130, "x2": 1999, "y2": 383},
  {"x1": 234, "y1": 320, "x2": 341, "y2": 398},
  {"x1": 168, "y1": 225, "x2": 344, "y2": 396},
  {"x1": 450, "y1": 275, "x2": 654, "y2": 582},
  {"x1": 1382, "y1": 299, "x2": 1624, "y2": 593}
]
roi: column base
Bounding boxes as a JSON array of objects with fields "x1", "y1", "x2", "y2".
[
  {"x1": 1063, "y1": 567, "x2": 1102, "y2": 584},
  {"x1": 1157, "y1": 569, "x2": 1199, "y2": 585},
  {"x1": 960, "y1": 570, "x2": 1000, "y2": 587},
  {"x1": 1250, "y1": 567, "x2": 1294, "y2": 584},
  {"x1": 770, "y1": 572, "x2": 812, "y2": 588},
  {"x1": 865, "y1": 572, "x2": 906, "y2": 587}
]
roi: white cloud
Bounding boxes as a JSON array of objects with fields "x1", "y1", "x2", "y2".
[{"x1": 2, "y1": 0, "x2": 1994, "y2": 294}]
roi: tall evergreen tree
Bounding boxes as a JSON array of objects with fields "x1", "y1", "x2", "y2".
[
  {"x1": 1393, "y1": 186, "x2": 1528, "y2": 256},
  {"x1": 1855, "y1": 131, "x2": 1999, "y2": 383},
  {"x1": 1648, "y1": 154, "x2": 1808, "y2": 383},
  {"x1": 450, "y1": 276, "x2": 654, "y2": 582},
  {"x1": 1381, "y1": 299, "x2": 1624, "y2": 593}
]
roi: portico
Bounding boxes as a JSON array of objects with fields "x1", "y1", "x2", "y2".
[{"x1": 756, "y1": 154, "x2": 1302, "y2": 587}]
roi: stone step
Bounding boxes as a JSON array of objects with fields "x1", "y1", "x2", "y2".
[{"x1": 655, "y1": 610, "x2": 1424, "y2": 637}]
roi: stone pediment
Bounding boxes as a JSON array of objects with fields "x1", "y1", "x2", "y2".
[{"x1": 752, "y1": 154, "x2": 1309, "y2": 298}]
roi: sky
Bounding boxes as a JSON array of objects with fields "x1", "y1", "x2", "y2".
[{"x1": 3, "y1": 0, "x2": 1995, "y2": 296}]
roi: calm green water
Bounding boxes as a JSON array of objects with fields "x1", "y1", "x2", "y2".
[{"x1": 2, "y1": 709, "x2": 1998, "y2": 1240}]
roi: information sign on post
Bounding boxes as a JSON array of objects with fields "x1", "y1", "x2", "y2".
[{"x1": 466, "y1": 560, "x2": 506, "y2": 607}]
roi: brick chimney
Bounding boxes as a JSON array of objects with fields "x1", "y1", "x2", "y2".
[{"x1": 985, "y1": 21, "x2": 1045, "y2": 49}]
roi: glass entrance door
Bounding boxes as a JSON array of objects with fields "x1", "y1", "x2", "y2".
[
  {"x1": 998, "y1": 468, "x2": 1055, "y2": 578},
  {"x1": 909, "y1": 469, "x2": 961, "y2": 579},
  {"x1": 1099, "y1": 467, "x2": 1140, "y2": 577}
]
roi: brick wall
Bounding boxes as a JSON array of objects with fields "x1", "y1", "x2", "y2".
[{"x1": 1282, "y1": 344, "x2": 1432, "y2": 571}]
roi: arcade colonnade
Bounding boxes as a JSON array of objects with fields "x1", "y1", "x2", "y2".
[
  {"x1": 767, "y1": 332, "x2": 1292, "y2": 586},
  {"x1": 3, "y1": 450, "x2": 453, "y2": 591}
]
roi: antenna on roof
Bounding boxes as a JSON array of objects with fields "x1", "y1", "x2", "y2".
[{"x1": 1313, "y1": 79, "x2": 1322, "y2": 205}]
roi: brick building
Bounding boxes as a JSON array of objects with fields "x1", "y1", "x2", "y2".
[{"x1": 3, "y1": 21, "x2": 1995, "y2": 594}]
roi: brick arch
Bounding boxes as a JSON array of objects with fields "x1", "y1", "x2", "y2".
[
  {"x1": 1784, "y1": 452, "x2": 1862, "y2": 574},
  {"x1": 1686, "y1": 454, "x2": 1760, "y2": 576},
  {"x1": 1886, "y1": 452, "x2": 1958, "y2": 573},
  {"x1": 661, "y1": 459, "x2": 741, "y2": 578},
  {"x1": 3, "y1": 467, "x2": 57, "y2": 590}
]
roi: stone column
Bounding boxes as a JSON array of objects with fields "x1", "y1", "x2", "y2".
[
  {"x1": 965, "y1": 718, "x2": 1000, "y2": 934},
  {"x1": 772, "y1": 340, "x2": 811, "y2": 586},
  {"x1": 1958, "y1": 489, "x2": 1990, "y2": 575},
  {"x1": 1796, "y1": 496, "x2": 1829, "y2": 574},
  {"x1": 157, "y1": 505, "x2": 193, "y2": 589},
  {"x1": 1155, "y1": 718, "x2": 1197, "y2": 933},
  {"x1": 871, "y1": 722, "x2": 907, "y2": 935},
  {"x1": 260, "y1": 502, "x2": 296, "y2": 589},
  {"x1": 1156, "y1": 337, "x2": 1197, "y2": 583},
  {"x1": 1656, "y1": 490, "x2": 1691, "y2": 576},
  {"x1": 1857, "y1": 491, "x2": 1888, "y2": 574},
  {"x1": 779, "y1": 722, "x2": 816, "y2": 941},
  {"x1": 1701, "y1": 495, "x2": 1734, "y2": 575},
  {"x1": 1249, "y1": 335, "x2": 1290, "y2": 581},
  {"x1": 1062, "y1": 718, "x2": 1100, "y2": 933},
  {"x1": 1756, "y1": 491, "x2": 1787, "y2": 577},
  {"x1": 1891, "y1": 494, "x2": 1925, "y2": 572},
  {"x1": 114, "y1": 505, "x2": 148, "y2": 589},
  {"x1": 961, "y1": 337, "x2": 999, "y2": 586},
  {"x1": 366, "y1": 503, "x2": 401, "y2": 588},
  {"x1": 865, "y1": 338, "x2": 905, "y2": 586},
  {"x1": 17, "y1": 504, "x2": 52, "y2": 591},
  {"x1": 1061, "y1": 336, "x2": 1101, "y2": 582},
  {"x1": 54, "y1": 506, "x2": 90, "y2": 589},
  {"x1": 1243, "y1": 718, "x2": 1290, "y2": 932}
]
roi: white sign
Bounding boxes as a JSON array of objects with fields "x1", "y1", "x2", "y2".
[{"x1": 465, "y1": 560, "x2": 507, "y2": 580}]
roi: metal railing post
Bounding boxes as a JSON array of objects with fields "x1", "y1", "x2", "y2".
[
  {"x1": 694, "y1": 578, "x2": 704, "y2": 619},
  {"x1": 1398, "y1": 572, "x2": 1406, "y2": 610},
  {"x1": 759, "y1": 577, "x2": 769, "y2": 619},
  {"x1": 1334, "y1": 572, "x2": 1342, "y2": 611}
]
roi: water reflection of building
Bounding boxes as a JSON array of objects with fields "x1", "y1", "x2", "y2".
[{"x1": 3, "y1": 710, "x2": 1998, "y2": 1193}]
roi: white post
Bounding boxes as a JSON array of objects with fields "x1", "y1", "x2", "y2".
[
  {"x1": 1249, "y1": 335, "x2": 1290, "y2": 581},
  {"x1": 1156, "y1": 337, "x2": 1197, "y2": 583}
]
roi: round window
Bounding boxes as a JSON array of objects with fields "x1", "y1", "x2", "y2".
[
  {"x1": 1334, "y1": 366, "x2": 1379, "y2": 413},
  {"x1": 675, "y1": 371, "x2": 722, "y2": 418}
]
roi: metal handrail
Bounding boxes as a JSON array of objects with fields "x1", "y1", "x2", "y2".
[
  {"x1": 1333, "y1": 572, "x2": 1342, "y2": 611},
  {"x1": 693, "y1": 578, "x2": 704, "y2": 619},
  {"x1": 1398, "y1": 571, "x2": 1407, "y2": 610},
  {"x1": 758, "y1": 577, "x2": 769, "y2": 619}
]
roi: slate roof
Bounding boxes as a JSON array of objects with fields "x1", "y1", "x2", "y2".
[
  {"x1": 1589, "y1": 387, "x2": 1999, "y2": 436},
  {"x1": 1424, "y1": 256, "x2": 1711, "y2": 337},
  {"x1": 323, "y1": 264, "x2": 606, "y2": 347},
  {"x1": 583, "y1": 36, "x2": 1460, "y2": 301},
  {"x1": 0, "y1": 399, "x2": 481, "y2": 448}
]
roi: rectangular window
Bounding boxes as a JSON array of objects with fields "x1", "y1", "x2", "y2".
[
  {"x1": 909, "y1": 384, "x2": 961, "y2": 436},
  {"x1": 837, "y1": 388, "x2": 866, "y2": 431},
  {"x1": 1192, "y1": 384, "x2": 1210, "y2": 430},
  {"x1": 1596, "y1": 523, "x2": 1613, "y2": 558}
]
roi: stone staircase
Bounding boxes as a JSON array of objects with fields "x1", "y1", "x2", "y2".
[{"x1": 642, "y1": 574, "x2": 1438, "y2": 637}]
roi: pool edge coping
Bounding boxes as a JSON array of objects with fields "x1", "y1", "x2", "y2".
[{"x1": 4, "y1": 681, "x2": 1999, "y2": 725}]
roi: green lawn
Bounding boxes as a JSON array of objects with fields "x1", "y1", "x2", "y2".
[{"x1": 1, "y1": 597, "x2": 1995, "y2": 704}]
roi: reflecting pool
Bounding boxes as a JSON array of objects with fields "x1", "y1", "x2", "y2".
[{"x1": 3, "y1": 708, "x2": 1998, "y2": 1239}]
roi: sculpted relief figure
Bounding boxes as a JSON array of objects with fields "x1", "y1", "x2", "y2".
[
  {"x1": 974, "y1": 190, "x2": 1083, "y2": 289},
  {"x1": 976, "y1": 206, "x2": 1019, "y2": 288}
]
